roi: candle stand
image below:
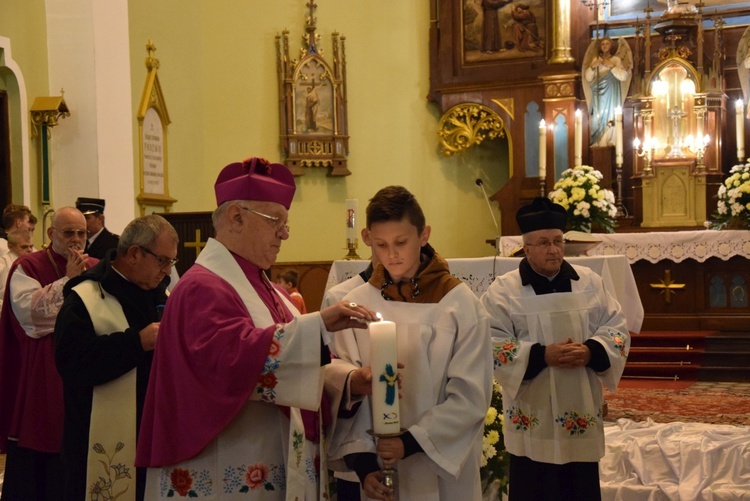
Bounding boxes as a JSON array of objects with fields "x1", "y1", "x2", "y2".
[
  {"x1": 367, "y1": 428, "x2": 406, "y2": 500},
  {"x1": 343, "y1": 238, "x2": 361, "y2": 260},
  {"x1": 614, "y1": 160, "x2": 628, "y2": 218}
]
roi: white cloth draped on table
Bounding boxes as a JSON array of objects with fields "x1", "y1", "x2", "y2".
[{"x1": 500, "y1": 230, "x2": 750, "y2": 264}]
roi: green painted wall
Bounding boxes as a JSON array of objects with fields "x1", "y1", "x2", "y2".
[
  {"x1": 127, "y1": 1, "x2": 509, "y2": 262},
  {"x1": 3, "y1": 0, "x2": 509, "y2": 259}
]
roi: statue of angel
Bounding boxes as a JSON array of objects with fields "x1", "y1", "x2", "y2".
[
  {"x1": 737, "y1": 25, "x2": 750, "y2": 118},
  {"x1": 582, "y1": 37, "x2": 633, "y2": 147}
]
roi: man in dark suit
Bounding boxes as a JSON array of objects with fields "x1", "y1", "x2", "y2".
[{"x1": 75, "y1": 197, "x2": 120, "y2": 260}]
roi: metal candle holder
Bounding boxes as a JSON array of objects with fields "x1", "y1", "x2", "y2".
[
  {"x1": 366, "y1": 428, "x2": 406, "y2": 500},
  {"x1": 344, "y1": 238, "x2": 361, "y2": 260}
]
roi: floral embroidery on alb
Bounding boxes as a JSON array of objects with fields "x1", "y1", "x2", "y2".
[
  {"x1": 555, "y1": 410, "x2": 598, "y2": 436},
  {"x1": 223, "y1": 463, "x2": 285, "y2": 494},
  {"x1": 159, "y1": 467, "x2": 213, "y2": 497},
  {"x1": 257, "y1": 328, "x2": 285, "y2": 402},
  {"x1": 493, "y1": 340, "x2": 520, "y2": 368},
  {"x1": 506, "y1": 406, "x2": 539, "y2": 431}
]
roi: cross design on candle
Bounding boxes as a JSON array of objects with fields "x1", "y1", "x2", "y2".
[{"x1": 379, "y1": 363, "x2": 398, "y2": 405}]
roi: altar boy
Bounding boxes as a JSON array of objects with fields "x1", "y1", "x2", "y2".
[{"x1": 327, "y1": 185, "x2": 492, "y2": 500}]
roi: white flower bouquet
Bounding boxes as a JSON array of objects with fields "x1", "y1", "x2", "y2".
[
  {"x1": 548, "y1": 165, "x2": 618, "y2": 233},
  {"x1": 481, "y1": 379, "x2": 509, "y2": 499},
  {"x1": 713, "y1": 163, "x2": 750, "y2": 229}
]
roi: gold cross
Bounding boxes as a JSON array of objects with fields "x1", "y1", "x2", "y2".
[
  {"x1": 650, "y1": 269, "x2": 685, "y2": 304},
  {"x1": 184, "y1": 229, "x2": 206, "y2": 259}
]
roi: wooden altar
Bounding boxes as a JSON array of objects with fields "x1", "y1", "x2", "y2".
[{"x1": 500, "y1": 230, "x2": 750, "y2": 332}]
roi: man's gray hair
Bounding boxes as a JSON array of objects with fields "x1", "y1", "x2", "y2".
[
  {"x1": 117, "y1": 215, "x2": 178, "y2": 254},
  {"x1": 212, "y1": 199, "x2": 255, "y2": 231}
]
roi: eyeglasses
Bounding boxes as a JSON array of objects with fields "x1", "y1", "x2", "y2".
[
  {"x1": 139, "y1": 246, "x2": 179, "y2": 269},
  {"x1": 53, "y1": 228, "x2": 88, "y2": 239},
  {"x1": 525, "y1": 239, "x2": 564, "y2": 250},
  {"x1": 238, "y1": 206, "x2": 290, "y2": 234}
]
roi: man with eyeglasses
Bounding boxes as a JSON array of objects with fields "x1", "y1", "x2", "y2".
[
  {"x1": 136, "y1": 157, "x2": 378, "y2": 500},
  {"x1": 55, "y1": 214, "x2": 178, "y2": 501},
  {"x1": 480, "y1": 197, "x2": 630, "y2": 501},
  {"x1": 0, "y1": 206, "x2": 97, "y2": 500}
]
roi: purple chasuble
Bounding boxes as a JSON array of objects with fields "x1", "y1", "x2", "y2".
[
  {"x1": 137, "y1": 254, "x2": 301, "y2": 467},
  {"x1": 0, "y1": 248, "x2": 98, "y2": 453}
]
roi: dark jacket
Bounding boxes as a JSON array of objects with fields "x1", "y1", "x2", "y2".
[
  {"x1": 85, "y1": 227, "x2": 120, "y2": 260},
  {"x1": 54, "y1": 254, "x2": 168, "y2": 501}
]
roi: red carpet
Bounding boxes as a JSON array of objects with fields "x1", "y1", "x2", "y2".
[{"x1": 605, "y1": 384, "x2": 750, "y2": 426}]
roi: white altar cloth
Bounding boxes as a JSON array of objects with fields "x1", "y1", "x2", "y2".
[
  {"x1": 326, "y1": 255, "x2": 644, "y2": 333},
  {"x1": 600, "y1": 418, "x2": 750, "y2": 500},
  {"x1": 499, "y1": 230, "x2": 750, "y2": 264}
]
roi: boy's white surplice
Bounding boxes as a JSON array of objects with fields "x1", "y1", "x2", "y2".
[{"x1": 327, "y1": 281, "x2": 493, "y2": 501}]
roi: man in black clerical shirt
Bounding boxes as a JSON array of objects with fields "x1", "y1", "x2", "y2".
[
  {"x1": 55, "y1": 214, "x2": 178, "y2": 501},
  {"x1": 76, "y1": 197, "x2": 120, "y2": 259}
]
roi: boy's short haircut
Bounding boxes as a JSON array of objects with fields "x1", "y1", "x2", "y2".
[
  {"x1": 2, "y1": 204, "x2": 32, "y2": 230},
  {"x1": 366, "y1": 186, "x2": 425, "y2": 234},
  {"x1": 279, "y1": 269, "x2": 299, "y2": 287}
]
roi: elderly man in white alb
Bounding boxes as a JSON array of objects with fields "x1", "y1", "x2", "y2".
[{"x1": 480, "y1": 197, "x2": 630, "y2": 501}]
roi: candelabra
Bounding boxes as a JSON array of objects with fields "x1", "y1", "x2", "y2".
[
  {"x1": 688, "y1": 134, "x2": 710, "y2": 173},
  {"x1": 633, "y1": 137, "x2": 656, "y2": 176}
]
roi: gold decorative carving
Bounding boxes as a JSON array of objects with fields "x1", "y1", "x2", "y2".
[
  {"x1": 437, "y1": 104, "x2": 506, "y2": 157},
  {"x1": 491, "y1": 98, "x2": 515, "y2": 120},
  {"x1": 136, "y1": 40, "x2": 176, "y2": 216},
  {"x1": 277, "y1": 1, "x2": 349, "y2": 176}
]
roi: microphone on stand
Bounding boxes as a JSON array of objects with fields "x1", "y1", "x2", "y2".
[{"x1": 476, "y1": 178, "x2": 501, "y2": 257}]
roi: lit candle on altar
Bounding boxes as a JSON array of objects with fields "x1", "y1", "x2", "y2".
[
  {"x1": 369, "y1": 320, "x2": 400, "y2": 435},
  {"x1": 574, "y1": 110, "x2": 582, "y2": 167},
  {"x1": 539, "y1": 119, "x2": 546, "y2": 180},
  {"x1": 737, "y1": 99, "x2": 745, "y2": 161},
  {"x1": 346, "y1": 198, "x2": 358, "y2": 242},
  {"x1": 614, "y1": 106, "x2": 623, "y2": 166}
]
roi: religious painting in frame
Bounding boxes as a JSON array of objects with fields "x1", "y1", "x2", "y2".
[
  {"x1": 294, "y1": 58, "x2": 334, "y2": 136},
  {"x1": 462, "y1": 0, "x2": 547, "y2": 64}
]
